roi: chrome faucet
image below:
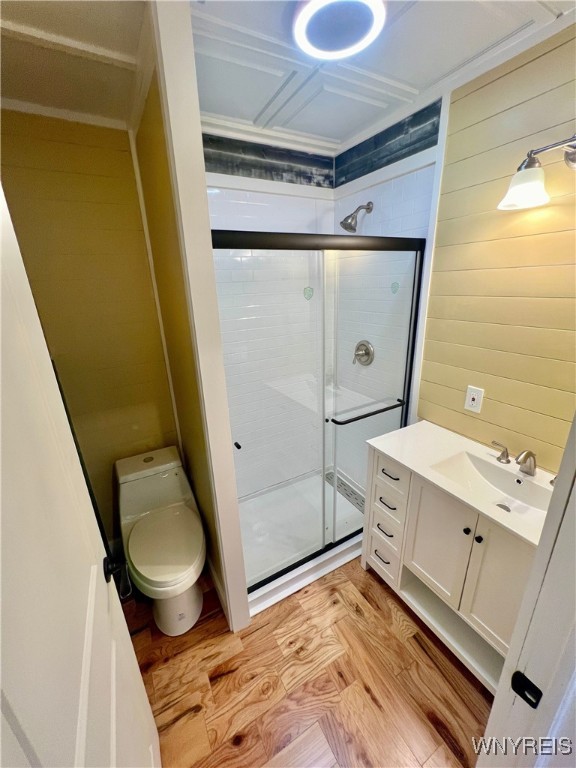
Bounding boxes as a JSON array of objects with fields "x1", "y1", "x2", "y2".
[{"x1": 515, "y1": 450, "x2": 537, "y2": 476}]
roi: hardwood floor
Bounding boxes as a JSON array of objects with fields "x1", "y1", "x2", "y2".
[{"x1": 124, "y1": 559, "x2": 492, "y2": 768}]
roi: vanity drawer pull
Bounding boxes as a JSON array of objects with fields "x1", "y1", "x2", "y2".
[
  {"x1": 374, "y1": 549, "x2": 391, "y2": 565},
  {"x1": 379, "y1": 496, "x2": 397, "y2": 511},
  {"x1": 381, "y1": 468, "x2": 400, "y2": 482},
  {"x1": 377, "y1": 523, "x2": 393, "y2": 538}
]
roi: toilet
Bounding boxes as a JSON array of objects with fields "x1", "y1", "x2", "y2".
[{"x1": 116, "y1": 447, "x2": 206, "y2": 636}]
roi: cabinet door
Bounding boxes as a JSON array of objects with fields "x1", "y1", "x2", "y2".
[
  {"x1": 404, "y1": 477, "x2": 478, "y2": 609},
  {"x1": 460, "y1": 517, "x2": 535, "y2": 655}
]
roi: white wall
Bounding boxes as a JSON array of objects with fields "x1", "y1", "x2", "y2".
[
  {"x1": 333, "y1": 162, "x2": 434, "y2": 239},
  {"x1": 332, "y1": 248, "x2": 419, "y2": 490},
  {"x1": 205, "y1": 153, "x2": 436, "y2": 498},
  {"x1": 332, "y1": 156, "x2": 435, "y2": 489},
  {"x1": 207, "y1": 173, "x2": 331, "y2": 498},
  {"x1": 213, "y1": 247, "x2": 323, "y2": 498},
  {"x1": 206, "y1": 172, "x2": 333, "y2": 234}
]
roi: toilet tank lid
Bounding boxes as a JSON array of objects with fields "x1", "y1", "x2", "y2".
[{"x1": 115, "y1": 447, "x2": 182, "y2": 483}]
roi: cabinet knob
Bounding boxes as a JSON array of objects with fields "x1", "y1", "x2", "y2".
[
  {"x1": 463, "y1": 527, "x2": 471, "y2": 535},
  {"x1": 475, "y1": 535, "x2": 484, "y2": 543}
]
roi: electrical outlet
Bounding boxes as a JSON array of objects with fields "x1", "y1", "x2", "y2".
[{"x1": 465, "y1": 386, "x2": 484, "y2": 413}]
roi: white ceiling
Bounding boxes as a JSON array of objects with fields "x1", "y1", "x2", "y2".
[{"x1": 0, "y1": 1, "x2": 574, "y2": 152}]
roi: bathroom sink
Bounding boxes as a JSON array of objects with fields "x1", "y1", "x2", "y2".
[{"x1": 431, "y1": 451, "x2": 552, "y2": 513}]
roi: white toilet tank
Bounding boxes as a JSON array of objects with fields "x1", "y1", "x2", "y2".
[{"x1": 116, "y1": 447, "x2": 197, "y2": 539}]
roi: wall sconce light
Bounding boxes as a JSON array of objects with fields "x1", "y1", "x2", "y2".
[{"x1": 498, "y1": 133, "x2": 576, "y2": 210}]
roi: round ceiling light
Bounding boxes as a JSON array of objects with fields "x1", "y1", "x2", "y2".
[{"x1": 293, "y1": 0, "x2": 386, "y2": 61}]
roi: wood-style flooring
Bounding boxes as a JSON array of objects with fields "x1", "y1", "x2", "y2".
[{"x1": 123, "y1": 558, "x2": 492, "y2": 768}]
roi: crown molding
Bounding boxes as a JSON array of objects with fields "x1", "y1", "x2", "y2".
[
  {"x1": 0, "y1": 19, "x2": 137, "y2": 70},
  {"x1": 201, "y1": 114, "x2": 339, "y2": 155}
]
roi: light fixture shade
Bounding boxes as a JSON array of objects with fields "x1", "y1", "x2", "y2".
[{"x1": 497, "y1": 167, "x2": 550, "y2": 210}]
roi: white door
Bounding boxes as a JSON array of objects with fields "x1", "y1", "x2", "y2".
[
  {"x1": 0, "y1": 187, "x2": 160, "y2": 767},
  {"x1": 478, "y1": 417, "x2": 576, "y2": 767}
]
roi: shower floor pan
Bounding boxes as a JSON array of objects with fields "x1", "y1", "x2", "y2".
[{"x1": 240, "y1": 473, "x2": 364, "y2": 590}]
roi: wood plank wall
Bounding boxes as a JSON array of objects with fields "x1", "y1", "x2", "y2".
[
  {"x1": 135, "y1": 76, "x2": 226, "y2": 585},
  {"x1": 419, "y1": 28, "x2": 576, "y2": 472},
  {"x1": 1, "y1": 110, "x2": 178, "y2": 536}
]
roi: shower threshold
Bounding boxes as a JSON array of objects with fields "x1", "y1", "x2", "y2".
[
  {"x1": 240, "y1": 472, "x2": 364, "y2": 593},
  {"x1": 247, "y1": 528, "x2": 361, "y2": 595}
]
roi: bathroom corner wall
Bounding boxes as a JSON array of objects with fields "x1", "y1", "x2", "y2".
[
  {"x1": 206, "y1": 155, "x2": 437, "y2": 497},
  {"x1": 419, "y1": 28, "x2": 576, "y2": 472},
  {"x1": 333, "y1": 161, "x2": 435, "y2": 240},
  {"x1": 135, "y1": 75, "x2": 227, "y2": 587},
  {"x1": 1, "y1": 110, "x2": 178, "y2": 537}
]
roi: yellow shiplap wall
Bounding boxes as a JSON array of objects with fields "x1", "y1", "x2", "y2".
[
  {"x1": 135, "y1": 76, "x2": 225, "y2": 582},
  {"x1": 1, "y1": 110, "x2": 178, "y2": 536},
  {"x1": 419, "y1": 28, "x2": 576, "y2": 472}
]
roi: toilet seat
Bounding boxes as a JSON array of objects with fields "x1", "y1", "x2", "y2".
[{"x1": 128, "y1": 503, "x2": 205, "y2": 589}]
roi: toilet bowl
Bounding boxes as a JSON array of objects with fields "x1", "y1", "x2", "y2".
[{"x1": 116, "y1": 447, "x2": 206, "y2": 636}]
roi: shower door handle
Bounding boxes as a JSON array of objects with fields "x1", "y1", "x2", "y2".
[{"x1": 331, "y1": 399, "x2": 404, "y2": 426}]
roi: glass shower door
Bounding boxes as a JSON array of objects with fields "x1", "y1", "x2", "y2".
[
  {"x1": 213, "y1": 246, "x2": 325, "y2": 589},
  {"x1": 324, "y1": 248, "x2": 419, "y2": 545},
  {"x1": 212, "y1": 230, "x2": 425, "y2": 592}
]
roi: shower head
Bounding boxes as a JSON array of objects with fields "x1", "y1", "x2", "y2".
[{"x1": 339, "y1": 201, "x2": 374, "y2": 232}]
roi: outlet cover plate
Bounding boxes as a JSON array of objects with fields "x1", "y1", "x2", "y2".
[{"x1": 465, "y1": 385, "x2": 484, "y2": 413}]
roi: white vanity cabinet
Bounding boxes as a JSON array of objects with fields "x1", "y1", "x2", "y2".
[
  {"x1": 361, "y1": 421, "x2": 548, "y2": 693},
  {"x1": 404, "y1": 475, "x2": 535, "y2": 654}
]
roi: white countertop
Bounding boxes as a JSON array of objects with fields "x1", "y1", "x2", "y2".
[{"x1": 368, "y1": 421, "x2": 554, "y2": 546}]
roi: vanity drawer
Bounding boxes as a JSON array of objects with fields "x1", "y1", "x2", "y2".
[
  {"x1": 371, "y1": 505, "x2": 403, "y2": 555},
  {"x1": 372, "y1": 477, "x2": 407, "y2": 525},
  {"x1": 375, "y1": 453, "x2": 411, "y2": 495},
  {"x1": 367, "y1": 534, "x2": 400, "y2": 585}
]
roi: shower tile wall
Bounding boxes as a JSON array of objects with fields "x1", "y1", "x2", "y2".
[
  {"x1": 334, "y1": 165, "x2": 435, "y2": 239},
  {"x1": 208, "y1": 182, "x2": 332, "y2": 498},
  {"x1": 207, "y1": 184, "x2": 333, "y2": 234},
  {"x1": 333, "y1": 165, "x2": 435, "y2": 489},
  {"x1": 334, "y1": 165, "x2": 434, "y2": 404},
  {"x1": 207, "y1": 161, "x2": 435, "y2": 498},
  {"x1": 214, "y1": 248, "x2": 322, "y2": 498},
  {"x1": 336, "y1": 250, "x2": 417, "y2": 402},
  {"x1": 332, "y1": 249, "x2": 417, "y2": 490}
]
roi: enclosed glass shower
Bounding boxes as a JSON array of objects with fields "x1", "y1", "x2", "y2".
[{"x1": 212, "y1": 231, "x2": 425, "y2": 591}]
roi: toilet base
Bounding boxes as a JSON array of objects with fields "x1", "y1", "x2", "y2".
[{"x1": 152, "y1": 581, "x2": 203, "y2": 636}]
